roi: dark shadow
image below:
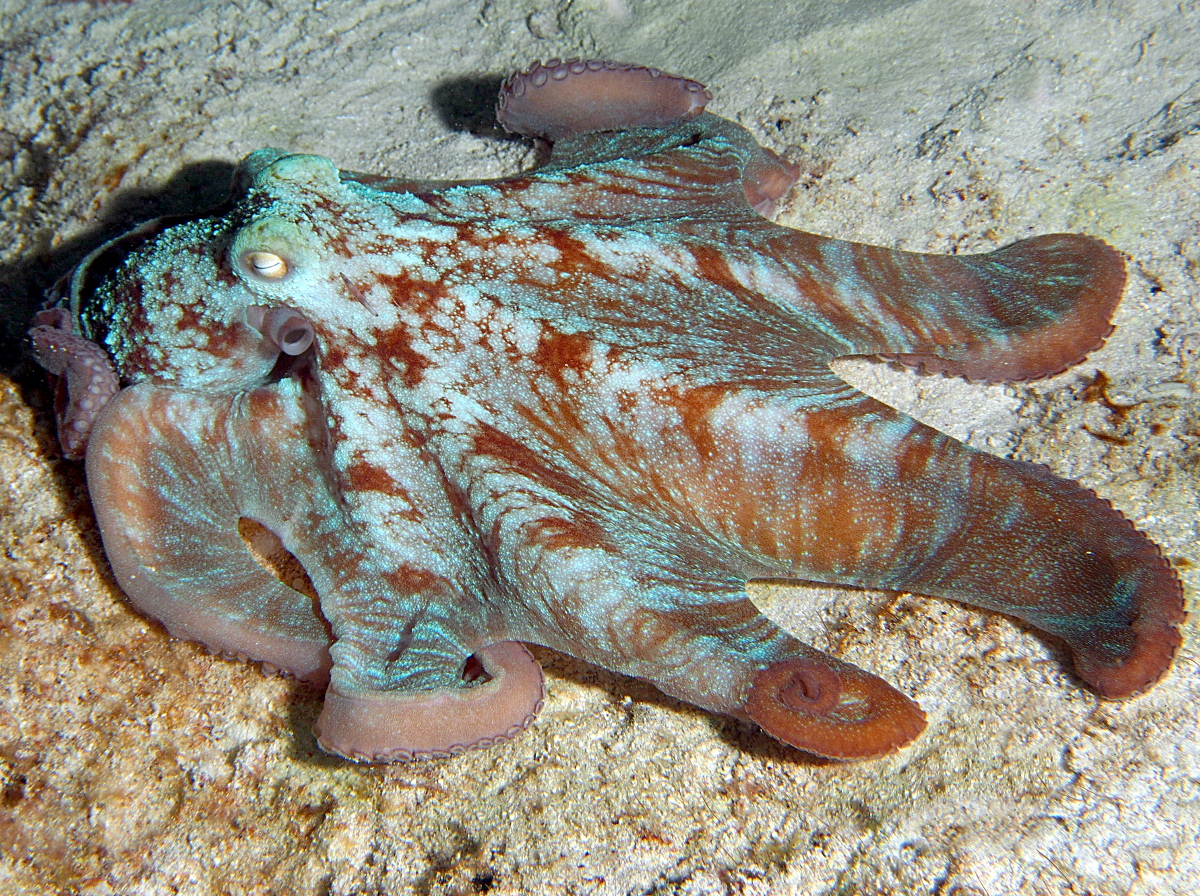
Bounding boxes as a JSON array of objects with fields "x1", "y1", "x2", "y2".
[
  {"x1": 282, "y1": 679, "x2": 344, "y2": 770},
  {"x1": 525, "y1": 644, "x2": 835, "y2": 767},
  {"x1": 427, "y1": 71, "x2": 556, "y2": 172},
  {"x1": 10, "y1": 370, "x2": 105, "y2": 600},
  {"x1": 428, "y1": 71, "x2": 554, "y2": 165},
  {"x1": 0, "y1": 158, "x2": 238, "y2": 377},
  {"x1": 428, "y1": 73, "x2": 513, "y2": 140}
]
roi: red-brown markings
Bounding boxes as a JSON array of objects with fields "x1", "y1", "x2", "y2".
[
  {"x1": 531, "y1": 329, "x2": 594, "y2": 390},
  {"x1": 379, "y1": 564, "x2": 455, "y2": 600},
  {"x1": 687, "y1": 244, "x2": 741, "y2": 296},
  {"x1": 375, "y1": 270, "x2": 453, "y2": 322},
  {"x1": 201, "y1": 319, "x2": 246, "y2": 360},
  {"x1": 669, "y1": 383, "x2": 731, "y2": 463},
  {"x1": 343, "y1": 459, "x2": 404, "y2": 495},
  {"x1": 536, "y1": 228, "x2": 619, "y2": 293},
  {"x1": 374, "y1": 320, "x2": 433, "y2": 388},
  {"x1": 522, "y1": 513, "x2": 611, "y2": 553},
  {"x1": 472, "y1": 423, "x2": 595, "y2": 506},
  {"x1": 312, "y1": 198, "x2": 356, "y2": 259},
  {"x1": 343, "y1": 460, "x2": 424, "y2": 523},
  {"x1": 319, "y1": 343, "x2": 363, "y2": 391}
]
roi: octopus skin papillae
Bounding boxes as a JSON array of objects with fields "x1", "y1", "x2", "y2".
[{"x1": 28, "y1": 59, "x2": 1185, "y2": 763}]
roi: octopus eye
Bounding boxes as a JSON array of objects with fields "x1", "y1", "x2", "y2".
[{"x1": 241, "y1": 250, "x2": 289, "y2": 280}]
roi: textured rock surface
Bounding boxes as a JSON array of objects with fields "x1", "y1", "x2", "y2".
[{"x1": 1, "y1": 0, "x2": 1196, "y2": 893}]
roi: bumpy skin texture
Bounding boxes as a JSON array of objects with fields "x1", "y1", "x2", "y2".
[{"x1": 31, "y1": 61, "x2": 1185, "y2": 762}]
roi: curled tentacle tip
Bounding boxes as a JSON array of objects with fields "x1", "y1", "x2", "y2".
[
  {"x1": 744, "y1": 151, "x2": 801, "y2": 220},
  {"x1": 1072, "y1": 615, "x2": 1185, "y2": 700},
  {"x1": 745, "y1": 657, "x2": 926, "y2": 760}
]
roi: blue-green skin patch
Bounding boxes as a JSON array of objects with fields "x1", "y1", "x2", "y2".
[{"x1": 56, "y1": 102, "x2": 1183, "y2": 763}]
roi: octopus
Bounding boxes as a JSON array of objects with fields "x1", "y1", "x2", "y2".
[{"x1": 28, "y1": 60, "x2": 1185, "y2": 762}]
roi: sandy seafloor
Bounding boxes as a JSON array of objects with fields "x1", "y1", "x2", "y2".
[{"x1": 1, "y1": 0, "x2": 1198, "y2": 893}]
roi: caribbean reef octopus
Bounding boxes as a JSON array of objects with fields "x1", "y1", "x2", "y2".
[{"x1": 28, "y1": 60, "x2": 1185, "y2": 762}]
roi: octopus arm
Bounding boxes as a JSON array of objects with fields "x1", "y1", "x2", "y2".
[
  {"x1": 758, "y1": 229, "x2": 1126, "y2": 382},
  {"x1": 315, "y1": 642, "x2": 544, "y2": 762},
  {"x1": 502, "y1": 515, "x2": 927, "y2": 760},
  {"x1": 86, "y1": 382, "x2": 545, "y2": 762},
  {"x1": 485, "y1": 60, "x2": 796, "y2": 223},
  {"x1": 460, "y1": 424, "x2": 925, "y2": 759},
  {"x1": 498, "y1": 59, "x2": 711, "y2": 142},
  {"x1": 28, "y1": 311, "x2": 120, "y2": 459},
  {"x1": 666, "y1": 384, "x2": 1185, "y2": 700},
  {"x1": 85, "y1": 383, "x2": 335, "y2": 683},
  {"x1": 539, "y1": 113, "x2": 798, "y2": 223}
]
